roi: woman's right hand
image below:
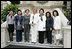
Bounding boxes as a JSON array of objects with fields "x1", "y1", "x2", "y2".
[
  {"x1": 14, "y1": 27, "x2": 16, "y2": 29},
  {"x1": 30, "y1": 24, "x2": 34, "y2": 26},
  {"x1": 50, "y1": 28, "x2": 52, "y2": 31}
]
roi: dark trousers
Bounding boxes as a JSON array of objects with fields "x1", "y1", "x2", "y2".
[
  {"x1": 24, "y1": 24, "x2": 30, "y2": 42},
  {"x1": 46, "y1": 30, "x2": 52, "y2": 44},
  {"x1": 8, "y1": 24, "x2": 14, "y2": 41},
  {"x1": 16, "y1": 30, "x2": 22, "y2": 42},
  {"x1": 38, "y1": 31, "x2": 45, "y2": 44}
]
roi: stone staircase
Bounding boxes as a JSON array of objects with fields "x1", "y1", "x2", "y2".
[
  {"x1": 7, "y1": 42, "x2": 63, "y2": 48},
  {"x1": 6, "y1": 30, "x2": 64, "y2": 48}
]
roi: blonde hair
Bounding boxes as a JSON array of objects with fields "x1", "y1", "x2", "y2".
[{"x1": 33, "y1": 8, "x2": 37, "y2": 13}]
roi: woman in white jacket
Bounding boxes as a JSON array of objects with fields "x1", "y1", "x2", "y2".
[
  {"x1": 38, "y1": 8, "x2": 46, "y2": 44},
  {"x1": 52, "y1": 10, "x2": 61, "y2": 45},
  {"x1": 29, "y1": 8, "x2": 39, "y2": 43}
]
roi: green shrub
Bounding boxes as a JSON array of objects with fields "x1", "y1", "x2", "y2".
[
  {"x1": 64, "y1": 9, "x2": 71, "y2": 20},
  {"x1": 1, "y1": 4, "x2": 18, "y2": 22},
  {"x1": 62, "y1": 1, "x2": 71, "y2": 20}
]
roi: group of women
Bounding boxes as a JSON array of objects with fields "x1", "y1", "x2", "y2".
[{"x1": 6, "y1": 8, "x2": 61, "y2": 45}]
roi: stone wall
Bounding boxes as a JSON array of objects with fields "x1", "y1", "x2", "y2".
[{"x1": 17, "y1": 1, "x2": 63, "y2": 14}]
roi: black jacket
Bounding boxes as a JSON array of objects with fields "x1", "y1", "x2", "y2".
[{"x1": 46, "y1": 17, "x2": 54, "y2": 31}]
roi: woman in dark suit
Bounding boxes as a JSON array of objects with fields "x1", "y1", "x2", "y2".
[
  {"x1": 14, "y1": 9, "x2": 24, "y2": 42},
  {"x1": 46, "y1": 11, "x2": 54, "y2": 44}
]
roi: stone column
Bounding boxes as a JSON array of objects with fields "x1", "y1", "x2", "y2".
[
  {"x1": 62, "y1": 26, "x2": 71, "y2": 48},
  {"x1": 1, "y1": 21, "x2": 9, "y2": 48}
]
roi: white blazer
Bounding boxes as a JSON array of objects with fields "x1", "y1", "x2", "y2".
[
  {"x1": 29, "y1": 13, "x2": 39, "y2": 42},
  {"x1": 38, "y1": 15, "x2": 46, "y2": 31},
  {"x1": 29, "y1": 13, "x2": 39, "y2": 25},
  {"x1": 53, "y1": 16, "x2": 61, "y2": 30}
]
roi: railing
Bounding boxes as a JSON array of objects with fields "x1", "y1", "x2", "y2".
[
  {"x1": 62, "y1": 26, "x2": 71, "y2": 48},
  {"x1": 1, "y1": 21, "x2": 9, "y2": 48}
]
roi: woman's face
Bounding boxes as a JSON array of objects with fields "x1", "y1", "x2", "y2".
[
  {"x1": 26, "y1": 10, "x2": 29, "y2": 14},
  {"x1": 47, "y1": 13, "x2": 50, "y2": 17},
  {"x1": 33, "y1": 9, "x2": 37, "y2": 14},
  {"x1": 54, "y1": 12, "x2": 57, "y2": 16},
  {"x1": 40, "y1": 10, "x2": 43, "y2": 15},
  {"x1": 18, "y1": 11, "x2": 21, "y2": 15},
  {"x1": 10, "y1": 11, "x2": 13, "y2": 15}
]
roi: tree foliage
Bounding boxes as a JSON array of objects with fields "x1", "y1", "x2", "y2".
[{"x1": 1, "y1": 4, "x2": 18, "y2": 22}]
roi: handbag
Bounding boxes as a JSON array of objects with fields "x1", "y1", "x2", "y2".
[{"x1": 55, "y1": 33, "x2": 62, "y2": 40}]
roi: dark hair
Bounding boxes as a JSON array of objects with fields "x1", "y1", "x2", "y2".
[
  {"x1": 52, "y1": 10, "x2": 59, "y2": 16},
  {"x1": 39, "y1": 8, "x2": 44, "y2": 13},
  {"x1": 9, "y1": 9, "x2": 14, "y2": 16},
  {"x1": 17, "y1": 9, "x2": 22, "y2": 15},
  {"x1": 9, "y1": 9, "x2": 14, "y2": 12},
  {"x1": 25, "y1": 9, "x2": 30, "y2": 13},
  {"x1": 46, "y1": 11, "x2": 51, "y2": 18}
]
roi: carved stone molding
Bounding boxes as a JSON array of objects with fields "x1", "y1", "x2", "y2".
[{"x1": 37, "y1": 1, "x2": 48, "y2": 5}]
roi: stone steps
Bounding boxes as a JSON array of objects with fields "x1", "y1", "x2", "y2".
[
  {"x1": 13, "y1": 31, "x2": 55, "y2": 40},
  {"x1": 10, "y1": 31, "x2": 63, "y2": 48},
  {"x1": 9, "y1": 36, "x2": 63, "y2": 48},
  {"x1": 7, "y1": 41, "x2": 63, "y2": 48},
  {"x1": 13, "y1": 32, "x2": 54, "y2": 43}
]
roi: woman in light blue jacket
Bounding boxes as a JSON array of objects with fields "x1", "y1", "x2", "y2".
[{"x1": 6, "y1": 10, "x2": 14, "y2": 42}]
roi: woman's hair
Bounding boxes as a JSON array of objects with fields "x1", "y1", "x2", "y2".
[
  {"x1": 9, "y1": 9, "x2": 14, "y2": 16},
  {"x1": 9, "y1": 8, "x2": 14, "y2": 12},
  {"x1": 46, "y1": 11, "x2": 51, "y2": 18},
  {"x1": 25, "y1": 9, "x2": 30, "y2": 13},
  {"x1": 39, "y1": 8, "x2": 44, "y2": 13},
  {"x1": 9, "y1": 9, "x2": 13, "y2": 12},
  {"x1": 33, "y1": 8, "x2": 37, "y2": 13},
  {"x1": 17, "y1": 9, "x2": 22, "y2": 15},
  {"x1": 52, "y1": 10, "x2": 59, "y2": 16}
]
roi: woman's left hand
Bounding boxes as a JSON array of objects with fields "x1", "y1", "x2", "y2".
[
  {"x1": 22, "y1": 26, "x2": 24, "y2": 29},
  {"x1": 50, "y1": 28, "x2": 52, "y2": 31}
]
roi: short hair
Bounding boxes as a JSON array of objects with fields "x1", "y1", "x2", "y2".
[
  {"x1": 9, "y1": 9, "x2": 14, "y2": 12},
  {"x1": 25, "y1": 9, "x2": 30, "y2": 13},
  {"x1": 39, "y1": 8, "x2": 44, "y2": 13},
  {"x1": 9, "y1": 9, "x2": 14, "y2": 15},
  {"x1": 17, "y1": 9, "x2": 22, "y2": 15},
  {"x1": 46, "y1": 11, "x2": 51, "y2": 18},
  {"x1": 52, "y1": 10, "x2": 59, "y2": 16}
]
